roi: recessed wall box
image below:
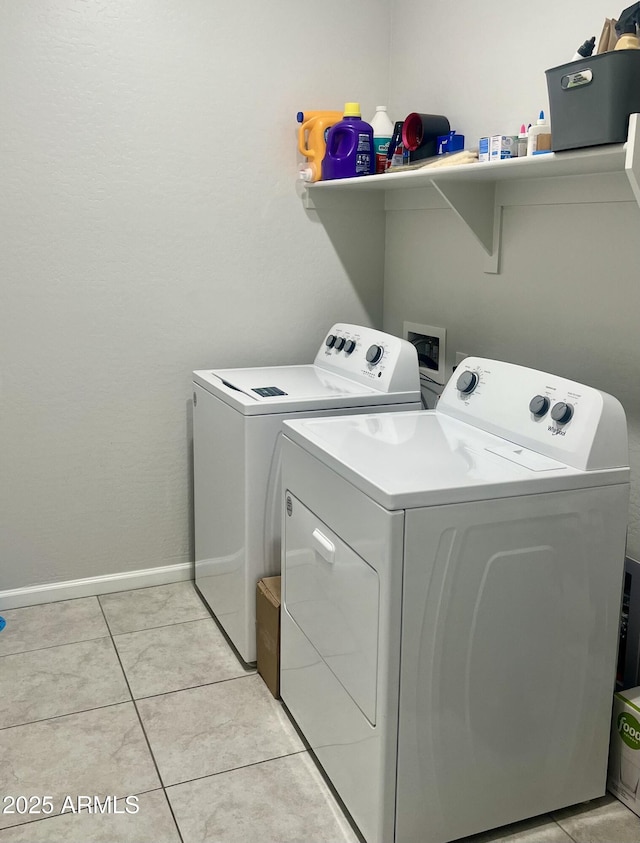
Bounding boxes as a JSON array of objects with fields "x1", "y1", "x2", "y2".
[{"x1": 403, "y1": 322, "x2": 446, "y2": 385}]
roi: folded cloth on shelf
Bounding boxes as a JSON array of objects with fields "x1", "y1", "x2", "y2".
[{"x1": 387, "y1": 149, "x2": 478, "y2": 172}]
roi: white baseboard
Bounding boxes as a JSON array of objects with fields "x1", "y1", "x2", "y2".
[{"x1": 0, "y1": 562, "x2": 193, "y2": 611}]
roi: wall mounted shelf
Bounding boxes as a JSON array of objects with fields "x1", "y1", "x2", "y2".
[{"x1": 303, "y1": 114, "x2": 640, "y2": 274}]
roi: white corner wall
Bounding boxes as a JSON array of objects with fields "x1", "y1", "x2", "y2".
[
  {"x1": 0, "y1": 0, "x2": 391, "y2": 601},
  {"x1": 385, "y1": 0, "x2": 640, "y2": 558}
]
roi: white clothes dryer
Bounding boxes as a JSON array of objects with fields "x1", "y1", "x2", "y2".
[
  {"x1": 280, "y1": 357, "x2": 630, "y2": 843},
  {"x1": 192, "y1": 324, "x2": 420, "y2": 663}
]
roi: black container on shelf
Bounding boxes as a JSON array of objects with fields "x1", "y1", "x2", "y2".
[{"x1": 545, "y1": 50, "x2": 640, "y2": 151}]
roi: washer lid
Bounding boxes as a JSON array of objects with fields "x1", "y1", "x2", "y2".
[
  {"x1": 282, "y1": 410, "x2": 629, "y2": 509},
  {"x1": 194, "y1": 364, "x2": 418, "y2": 415}
]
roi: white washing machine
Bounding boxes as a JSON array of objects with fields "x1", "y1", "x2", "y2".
[
  {"x1": 192, "y1": 324, "x2": 420, "y2": 664},
  {"x1": 280, "y1": 357, "x2": 630, "y2": 843}
]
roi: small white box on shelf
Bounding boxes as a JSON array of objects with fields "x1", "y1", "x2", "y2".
[{"x1": 490, "y1": 135, "x2": 516, "y2": 160}]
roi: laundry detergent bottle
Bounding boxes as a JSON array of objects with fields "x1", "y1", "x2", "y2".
[
  {"x1": 321, "y1": 102, "x2": 374, "y2": 180},
  {"x1": 297, "y1": 110, "x2": 344, "y2": 182}
]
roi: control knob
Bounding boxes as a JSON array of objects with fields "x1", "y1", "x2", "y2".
[
  {"x1": 529, "y1": 395, "x2": 550, "y2": 418},
  {"x1": 550, "y1": 402, "x2": 574, "y2": 425},
  {"x1": 325, "y1": 334, "x2": 337, "y2": 348},
  {"x1": 344, "y1": 340, "x2": 356, "y2": 355},
  {"x1": 366, "y1": 344, "x2": 383, "y2": 365},
  {"x1": 335, "y1": 337, "x2": 346, "y2": 351},
  {"x1": 456, "y1": 371, "x2": 479, "y2": 394}
]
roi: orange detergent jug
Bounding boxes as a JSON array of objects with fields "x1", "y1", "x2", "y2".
[{"x1": 297, "y1": 110, "x2": 343, "y2": 182}]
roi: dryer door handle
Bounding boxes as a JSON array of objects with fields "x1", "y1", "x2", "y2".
[{"x1": 312, "y1": 528, "x2": 335, "y2": 564}]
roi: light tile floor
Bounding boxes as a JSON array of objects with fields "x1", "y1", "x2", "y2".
[{"x1": 0, "y1": 581, "x2": 637, "y2": 843}]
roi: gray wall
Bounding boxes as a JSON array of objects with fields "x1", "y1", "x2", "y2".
[{"x1": 0, "y1": 0, "x2": 389, "y2": 596}]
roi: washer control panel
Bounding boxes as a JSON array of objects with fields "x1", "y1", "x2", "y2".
[
  {"x1": 314, "y1": 323, "x2": 420, "y2": 395},
  {"x1": 440, "y1": 357, "x2": 627, "y2": 471}
]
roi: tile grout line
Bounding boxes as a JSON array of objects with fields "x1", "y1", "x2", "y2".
[
  {"x1": 163, "y1": 748, "x2": 309, "y2": 791},
  {"x1": 550, "y1": 814, "x2": 581, "y2": 843},
  {"x1": 0, "y1": 672, "x2": 256, "y2": 734},
  {"x1": 103, "y1": 613, "x2": 213, "y2": 638},
  {"x1": 0, "y1": 699, "x2": 132, "y2": 734},
  {"x1": 133, "y1": 669, "x2": 257, "y2": 701},
  {"x1": 0, "y1": 633, "x2": 110, "y2": 659},
  {"x1": 96, "y1": 600, "x2": 186, "y2": 843}
]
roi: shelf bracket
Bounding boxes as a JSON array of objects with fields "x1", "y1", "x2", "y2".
[
  {"x1": 625, "y1": 112, "x2": 640, "y2": 207},
  {"x1": 485, "y1": 202, "x2": 502, "y2": 274},
  {"x1": 430, "y1": 178, "x2": 501, "y2": 273}
]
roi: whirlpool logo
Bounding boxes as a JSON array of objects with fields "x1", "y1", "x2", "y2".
[{"x1": 618, "y1": 711, "x2": 640, "y2": 750}]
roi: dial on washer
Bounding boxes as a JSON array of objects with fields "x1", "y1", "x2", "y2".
[
  {"x1": 551, "y1": 402, "x2": 574, "y2": 424},
  {"x1": 366, "y1": 344, "x2": 383, "y2": 364},
  {"x1": 529, "y1": 395, "x2": 550, "y2": 417},
  {"x1": 456, "y1": 371, "x2": 478, "y2": 394}
]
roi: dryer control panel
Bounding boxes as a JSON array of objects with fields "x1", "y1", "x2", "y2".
[
  {"x1": 314, "y1": 323, "x2": 420, "y2": 396},
  {"x1": 438, "y1": 357, "x2": 628, "y2": 471}
]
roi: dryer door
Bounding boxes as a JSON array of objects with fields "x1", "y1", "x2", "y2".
[{"x1": 283, "y1": 492, "x2": 379, "y2": 725}]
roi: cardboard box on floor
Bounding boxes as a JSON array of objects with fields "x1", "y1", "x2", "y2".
[
  {"x1": 256, "y1": 576, "x2": 281, "y2": 698},
  {"x1": 608, "y1": 686, "x2": 640, "y2": 817}
]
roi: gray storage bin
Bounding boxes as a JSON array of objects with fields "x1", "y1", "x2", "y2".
[{"x1": 545, "y1": 50, "x2": 640, "y2": 151}]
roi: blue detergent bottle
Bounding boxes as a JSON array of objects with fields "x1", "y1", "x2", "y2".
[{"x1": 322, "y1": 102, "x2": 374, "y2": 180}]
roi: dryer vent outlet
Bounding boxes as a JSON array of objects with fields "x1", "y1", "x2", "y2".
[{"x1": 403, "y1": 322, "x2": 446, "y2": 385}]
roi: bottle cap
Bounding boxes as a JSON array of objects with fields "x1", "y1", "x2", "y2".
[
  {"x1": 344, "y1": 102, "x2": 361, "y2": 117},
  {"x1": 298, "y1": 167, "x2": 313, "y2": 182},
  {"x1": 376, "y1": 105, "x2": 387, "y2": 112},
  {"x1": 578, "y1": 36, "x2": 596, "y2": 56}
]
